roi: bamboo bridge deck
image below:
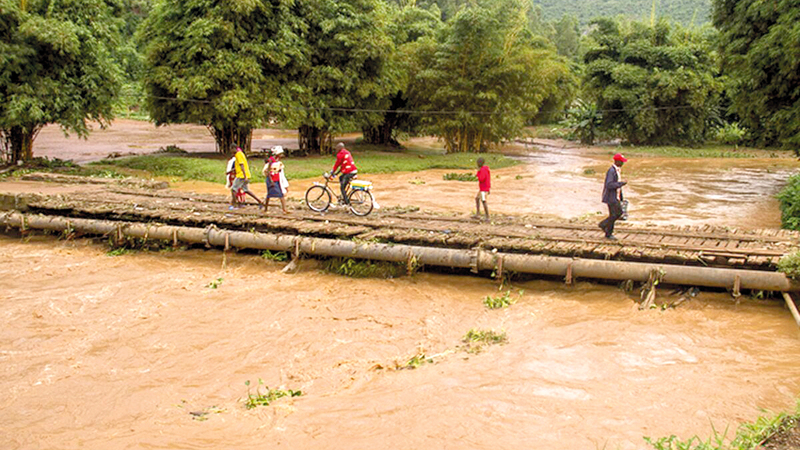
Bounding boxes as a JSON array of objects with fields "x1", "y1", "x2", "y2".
[{"x1": 1, "y1": 173, "x2": 798, "y2": 272}]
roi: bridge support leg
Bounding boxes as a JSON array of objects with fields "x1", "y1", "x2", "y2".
[{"x1": 782, "y1": 292, "x2": 800, "y2": 329}]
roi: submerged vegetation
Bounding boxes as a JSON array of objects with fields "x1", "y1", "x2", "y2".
[
  {"x1": 462, "y1": 329, "x2": 507, "y2": 353},
  {"x1": 323, "y1": 257, "x2": 413, "y2": 279},
  {"x1": 261, "y1": 250, "x2": 289, "y2": 262},
  {"x1": 244, "y1": 379, "x2": 302, "y2": 409},
  {"x1": 483, "y1": 290, "x2": 521, "y2": 309}
]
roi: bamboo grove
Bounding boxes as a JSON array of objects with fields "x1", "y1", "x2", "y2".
[{"x1": 1, "y1": 0, "x2": 798, "y2": 159}]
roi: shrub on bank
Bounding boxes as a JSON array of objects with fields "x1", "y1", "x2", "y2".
[
  {"x1": 777, "y1": 251, "x2": 800, "y2": 280},
  {"x1": 777, "y1": 174, "x2": 800, "y2": 230}
]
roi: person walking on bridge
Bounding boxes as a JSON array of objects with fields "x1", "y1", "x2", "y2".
[
  {"x1": 229, "y1": 144, "x2": 263, "y2": 210},
  {"x1": 599, "y1": 153, "x2": 628, "y2": 240}
]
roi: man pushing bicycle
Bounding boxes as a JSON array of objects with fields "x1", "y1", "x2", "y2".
[{"x1": 331, "y1": 142, "x2": 358, "y2": 205}]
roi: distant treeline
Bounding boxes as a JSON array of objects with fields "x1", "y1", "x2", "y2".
[
  {"x1": 411, "y1": 0, "x2": 711, "y2": 25},
  {"x1": 533, "y1": 0, "x2": 710, "y2": 25}
]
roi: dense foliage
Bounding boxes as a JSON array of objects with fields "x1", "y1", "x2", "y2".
[
  {"x1": 408, "y1": 0, "x2": 576, "y2": 152},
  {"x1": 0, "y1": 0, "x2": 123, "y2": 162},
  {"x1": 360, "y1": 4, "x2": 443, "y2": 146},
  {"x1": 139, "y1": 0, "x2": 396, "y2": 154},
  {"x1": 114, "y1": 0, "x2": 151, "y2": 118},
  {"x1": 777, "y1": 174, "x2": 800, "y2": 231},
  {"x1": 138, "y1": 0, "x2": 307, "y2": 153},
  {"x1": 713, "y1": 0, "x2": 800, "y2": 150},
  {"x1": 582, "y1": 18, "x2": 721, "y2": 145},
  {"x1": 288, "y1": 0, "x2": 399, "y2": 154}
]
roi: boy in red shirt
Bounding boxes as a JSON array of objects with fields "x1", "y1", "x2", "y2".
[
  {"x1": 475, "y1": 157, "x2": 490, "y2": 221},
  {"x1": 331, "y1": 142, "x2": 358, "y2": 204}
]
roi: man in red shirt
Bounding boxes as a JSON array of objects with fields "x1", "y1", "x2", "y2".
[
  {"x1": 331, "y1": 142, "x2": 358, "y2": 204},
  {"x1": 475, "y1": 157, "x2": 491, "y2": 221}
]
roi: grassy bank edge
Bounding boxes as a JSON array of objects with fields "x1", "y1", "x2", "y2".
[
  {"x1": 645, "y1": 401, "x2": 800, "y2": 450},
  {"x1": 88, "y1": 149, "x2": 519, "y2": 184}
]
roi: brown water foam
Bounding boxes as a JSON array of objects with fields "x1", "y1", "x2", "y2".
[{"x1": 1, "y1": 235, "x2": 799, "y2": 449}]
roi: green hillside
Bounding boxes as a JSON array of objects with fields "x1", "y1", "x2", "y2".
[{"x1": 533, "y1": 0, "x2": 710, "y2": 26}]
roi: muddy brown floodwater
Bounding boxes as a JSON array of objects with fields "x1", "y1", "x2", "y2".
[
  {"x1": 2, "y1": 235, "x2": 800, "y2": 450},
  {"x1": 4, "y1": 122, "x2": 800, "y2": 449}
]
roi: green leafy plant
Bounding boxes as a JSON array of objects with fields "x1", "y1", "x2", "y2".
[
  {"x1": 403, "y1": 353, "x2": 434, "y2": 369},
  {"x1": 206, "y1": 278, "x2": 224, "y2": 289},
  {"x1": 462, "y1": 329, "x2": 507, "y2": 353},
  {"x1": 562, "y1": 99, "x2": 603, "y2": 145},
  {"x1": 777, "y1": 251, "x2": 800, "y2": 280},
  {"x1": 261, "y1": 250, "x2": 289, "y2": 262},
  {"x1": 106, "y1": 248, "x2": 129, "y2": 257},
  {"x1": 323, "y1": 257, "x2": 407, "y2": 279},
  {"x1": 244, "y1": 379, "x2": 302, "y2": 409},
  {"x1": 714, "y1": 122, "x2": 748, "y2": 146},
  {"x1": 645, "y1": 402, "x2": 800, "y2": 449},
  {"x1": 483, "y1": 290, "x2": 518, "y2": 309},
  {"x1": 443, "y1": 172, "x2": 478, "y2": 182}
]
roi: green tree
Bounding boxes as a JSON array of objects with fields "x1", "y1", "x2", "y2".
[
  {"x1": 713, "y1": 0, "x2": 800, "y2": 149},
  {"x1": 138, "y1": 0, "x2": 306, "y2": 153},
  {"x1": 361, "y1": 2, "x2": 443, "y2": 146},
  {"x1": 289, "y1": 0, "x2": 399, "y2": 154},
  {"x1": 0, "y1": 0, "x2": 123, "y2": 163},
  {"x1": 582, "y1": 18, "x2": 721, "y2": 145},
  {"x1": 408, "y1": 0, "x2": 575, "y2": 152},
  {"x1": 114, "y1": 0, "x2": 152, "y2": 118},
  {"x1": 550, "y1": 14, "x2": 579, "y2": 59}
]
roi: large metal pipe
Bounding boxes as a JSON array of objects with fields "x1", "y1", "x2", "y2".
[{"x1": 3, "y1": 212, "x2": 799, "y2": 292}]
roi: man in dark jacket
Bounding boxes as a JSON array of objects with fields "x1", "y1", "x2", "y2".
[{"x1": 599, "y1": 153, "x2": 628, "y2": 240}]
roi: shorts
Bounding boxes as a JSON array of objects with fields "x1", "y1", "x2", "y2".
[
  {"x1": 478, "y1": 191, "x2": 489, "y2": 201},
  {"x1": 231, "y1": 177, "x2": 249, "y2": 192}
]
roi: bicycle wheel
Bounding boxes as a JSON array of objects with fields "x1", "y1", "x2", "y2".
[
  {"x1": 348, "y1": 189, "x2": 374, "y2": 216},
  {"x1": 305, "y1": 185, "x2": 331, "y2": 212}
]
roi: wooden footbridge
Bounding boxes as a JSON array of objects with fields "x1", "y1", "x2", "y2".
[{"x1": 2, "y1": 174, "x2": 800, "y2": 308}]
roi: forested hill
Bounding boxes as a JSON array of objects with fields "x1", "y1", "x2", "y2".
[{"x1": 532, "y1": 0, "x2": 710, "y2": 26}]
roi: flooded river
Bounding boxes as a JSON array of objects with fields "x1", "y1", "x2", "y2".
[
  {"x1": 2, "y1": 235, "x2": 800, "y2": 449},
  {"x1": 4, "y1": 127, "x2": 800, "y2": 448}
]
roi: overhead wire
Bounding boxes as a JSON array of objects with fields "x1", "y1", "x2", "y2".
[{"x1": 142, "y1": 94, "x2": 703, "y2": 116}]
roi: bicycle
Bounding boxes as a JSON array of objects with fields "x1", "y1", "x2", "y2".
[{"x1": 304, "y1": 172, "x2": 374, "y2": 216}]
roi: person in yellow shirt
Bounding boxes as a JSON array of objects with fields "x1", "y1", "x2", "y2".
[{"x1": 229, "y1": 144, "x2": 263, "y2": 210}]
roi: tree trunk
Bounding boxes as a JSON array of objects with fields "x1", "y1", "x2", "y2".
[
  {"x1": 210, "y1": 124, "x2": 252, "y2": 155},
  {"x1": 3, "y1": 124, "x2": 41, "y2": 163},
  {"x1": 361, "y1": 114, "x2": 400, "y2": 146},
  {"x1": 298, "y1": 125, "x2": 332, "y2": 155}
]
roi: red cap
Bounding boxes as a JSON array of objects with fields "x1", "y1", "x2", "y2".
[{"x1": 613, "y1": 153, "x2": 628, "y2": 162}]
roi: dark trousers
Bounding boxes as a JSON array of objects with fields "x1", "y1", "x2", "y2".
[
  {"x1": 599, "y1": 201, "x2": 623, "y2": 236},
  {"x1": 340, "y1": 172, "x2": 356, "y2": 203}
]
